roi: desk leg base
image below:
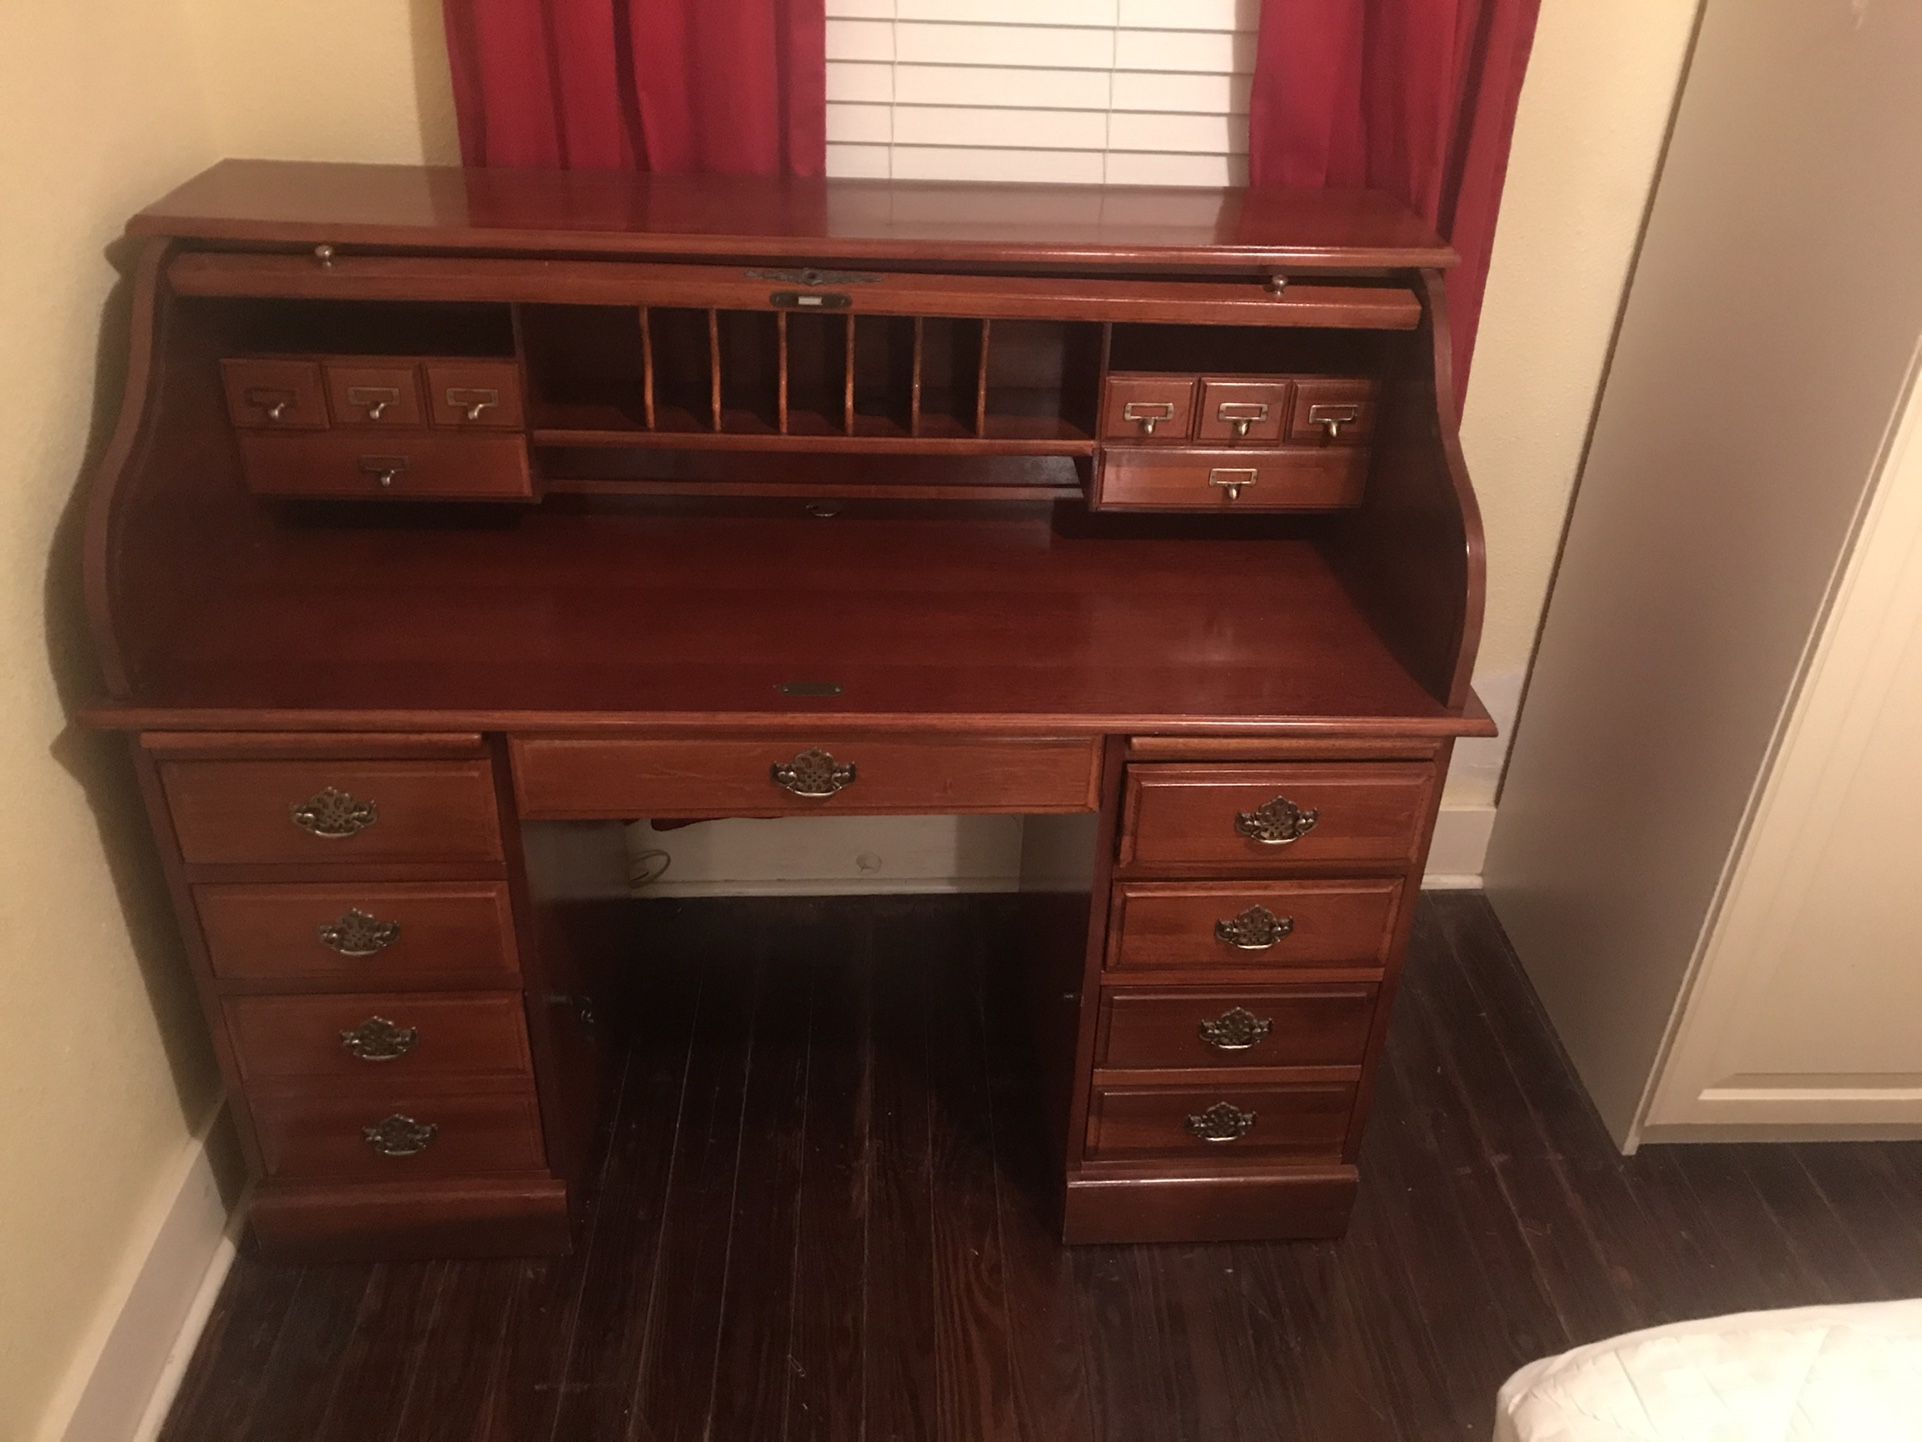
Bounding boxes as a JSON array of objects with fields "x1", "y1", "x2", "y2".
[
  {"x1": 247, "y1": 1176, "x2": 573, "y2": 1261},
  {"x1": 1061, "y1": 1164, "x2": 1358, "y2": 1244}
]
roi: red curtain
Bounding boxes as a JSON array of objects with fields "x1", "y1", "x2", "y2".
[
  {"x1": 441, "y1": 0, "x2": 826, "y2": 175},
  {"x1": 1249, "y1": 0, "x2": 1539, "y2": 400}
]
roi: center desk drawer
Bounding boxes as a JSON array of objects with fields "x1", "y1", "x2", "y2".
[
  {"x1": 1120, "y1": 763, "x2": 1436, "y2": 870},
  {"x1": 159, "y1": 758, "x2": 503, "y2": 865},
  {"x1": 511, "y1": 736, "x2": 1102, "y2": 818},
  {"x1": 225, "y1": 992, "x2": 532, "y2": 1082}
]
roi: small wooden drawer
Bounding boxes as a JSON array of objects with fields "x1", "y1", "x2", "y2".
[
  {"x1": 1196, "y1": 378, "x2": 1290, "y2": 444},
  {"x1": 251, "y1": 1081, "x2": 547, "y2": 1180},
  {"x1": 1288, "y1": 378, "x2": 1377, "y2": 446},
  {"x1": 426, "y1": 361, "x2": 524, "y2": 430},
  {"x1": 1096, "y1": 985, "x2": 1377, "y2": 1070},
  {"x1": 1119, "y1": 763, "x2": 1436, "y2": 870},
  {"x1": 324, "y1": 361, "x2": 425, "y2": 428},
  {"x1": 221, "y1": 358, "x2": 327, "y2": 430},
  {"x1": 225, "y1": 992, "x2": 532, "y2": 1083},
  {"x1": 235, "y1": 433, "x2": 533, "y2": 502},
  {"x1": 1101, "y1": 373, "x2": 1196, "y2": 443},
  {"x1": 511, "y1": 735, "x2": 1102, "y2": 819},
  {"x1": 1107, "y1": 880, "x2": 1402, "y2": 973},
  {"x1": 159, "y1": 757, "x2": 504, "y2": 865},
  {"x1": 1093, "y1": 447, "x2": 1368, "y2": 512},
  {"x1": 1084, "y1": 1081, "x2": 1354, "y2": 1162},
  {"x1": 195, "y1": 881, "x2": 520, "y2": 987}
]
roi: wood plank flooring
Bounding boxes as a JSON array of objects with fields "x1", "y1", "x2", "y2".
[{"x1": 161, "y1": 892, "x2": 1922, "y2": 1441}]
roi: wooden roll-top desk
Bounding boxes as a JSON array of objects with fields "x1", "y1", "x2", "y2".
[{"x1": 81, "y1": 161, "x2": 1491, "y2": 1259}]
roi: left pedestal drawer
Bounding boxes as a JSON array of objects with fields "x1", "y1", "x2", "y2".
[
  {"x1": 158, "y1": 757, "x2": 504, "y2": 864},
  {"x1": 252, "y1": 1081, "x2": 548, "y2": 1181},
  {"x1": 194, "y1": 881, "x2": 520, "y2": 987},
  {"x1": 224, "y1": 992, "x2": 533, "y2": 1082}
]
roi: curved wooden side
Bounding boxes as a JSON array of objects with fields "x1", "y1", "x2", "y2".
[
  {"x1": 81, "y1": 237, "x2": 176, "y2": 696},
  {"x1": 1327, "y1": 267, "x2": 1488, "y2": 710}
]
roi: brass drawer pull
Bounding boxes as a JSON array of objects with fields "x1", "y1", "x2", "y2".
[
  {"x1": 346, "y1": 385, "x2": 400, "y2": 421},
  {"x1": 1185, "y1": 1101, "x2": 1256, "y2": 1143},
  {"x1": 1308, "y1": 403, "x2": 1361, "y2": 442},
  {"x1": 362, "y1": 1114, "x2": 437, "y2": 1157},
  {"x1": 244, "y1": 387, "x2": 294, "y2": 421},
  {"x1": 290, "y1": 786, "x2": 378, "y2": 839},
  {"x1": 340, "y1": 1016, "x2": 419, "y2": 1062},
  {"x1": 316, "y1": 907, "x2": 401, "y2": 957},
  {"x1": 1197, "y1": 1007, "x2": 1273, "y2": 1052},
  {"x1": 357, "y1": 455, "x2": 408, "y2": 490},
  {"x1": 1122, "y1": 400, "x2": 1175, "y2": 436},
  {"x1": 446, "y1": 387, "x2": 499, "y2": 422},
  {"x1": 1214, "y1": 905, "x2": 1294, "y2": 950},
  {"x1": 1208, "y1": 466, "x2": 1259, "y2": 501},
  {"x1": 771, "y1": 747, "x2": 856, "y2": 797},
  {"x1": 1234, "y1": 795, "x2": 1319, "y2": 845},
  {"x1": 1216, "y1": 401, "x2": 1269, "y2": 438}
]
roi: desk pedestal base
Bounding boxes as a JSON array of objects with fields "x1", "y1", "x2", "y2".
[{"x1": 1062, "y1": 1165, "x2": 1359, "y2": 1245}]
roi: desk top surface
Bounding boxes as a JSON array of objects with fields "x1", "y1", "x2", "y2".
[{"x1": 130, "y1": 161, "x2": 1456, "y2": 273}]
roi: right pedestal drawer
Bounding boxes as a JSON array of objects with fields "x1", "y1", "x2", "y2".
[
  {"x1": 1096, "y1": 985, "x2": 1377, "y2": 1070},
  {"x1": 1118, "y1": 762, "x2": 1437, "y2": 870}
]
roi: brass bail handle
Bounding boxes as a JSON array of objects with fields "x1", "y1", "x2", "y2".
[
  {"x1": 1216, "y1": 401, "x2": 1268, "y2": 439},
  {"x1": 771, "y1": 747, "x2": 857, "y2": 797},
  {"x1": 348, "y1": 385, "x2": 399, "y2": 421},
  {"x1": 446, "y1": 387, "x2": 499, "y2": 422},
  {"x1": 1308, "y1": 403, "x2": 1361, "y2": 444},
  {"x1": 1122, "y1": 400, "x2": 1174, "y2": 436},
  {"x1": 1208, "y1": 467, "x2": 1259, "y2": 502}
]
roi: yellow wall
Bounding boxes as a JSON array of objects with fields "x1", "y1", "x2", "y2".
[
  {"x1": 0, "y1": 3, "x2": 1692, "y2": 1436},
  {"x1": 1454, "y1": 0, "x2": 1700, "y2": 806}
]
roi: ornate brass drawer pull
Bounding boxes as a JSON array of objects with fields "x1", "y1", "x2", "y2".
[
  {"x1": 1208, "y1": 466, "x2": 1259, "y2": 501},
  {"x1": 1122, "y1": 400, "x2": 1174, "y2": 436},
  {"x1": 362, "y1": 1114, "x2": 437, "y2": 1157},
  {"x1": 445, "y1": 387, "x2": 499, "y2": 422},
  {"x1": 1214, "y1": 905, "x2": 1294, "y2": 950},
  {"x1": 771, "y1": 747, "x2": 856, "y2": 797},
  {"x1": 290, "y1": 786, "x2": 378, "y2": 839},
  {"x1": 340, "y1": 1016, "x2": 419, "y2": 1062},
  {"x1": 317, "y1": 907, "x2": 401, "y2": 957},
  {"x1": 1185, "y1": 1102, "x2": 1256, "y2": 1143},
  {"x1": 1216, "y1": 401, "x2": 1269, "y2": 438},
  {"x1": 1197, "y1": 1007, "x2": 1273, "y2": 1052},
  {"x1": 1233, "y1": 796, "x2": 1319, "y2": 846}
]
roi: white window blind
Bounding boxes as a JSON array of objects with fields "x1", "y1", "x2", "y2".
[{"x1": 825, "y1": 0, "x2": 1258, "y2": 187}]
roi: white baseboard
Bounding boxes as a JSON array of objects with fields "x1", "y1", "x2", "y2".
[
  {"x1": 48, "y1": 1107, "x2": 241, "y2": 1442},
  {"x1": 629, "y1": 805, "x2": 1497, "y2": 897}
]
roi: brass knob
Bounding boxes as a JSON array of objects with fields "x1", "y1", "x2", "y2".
[
  {"x1": 374, "y1": 468, "x2": 399, "y2": 489},
  {"x1": 340, "y1": 1016, "x2": 419, "y2": 1062},
  {"x1": 290, "y1": 786, "x2": 378, "y2": 838},
  {"x1": 1186, "y1": 1102, "x2": 1256, "y2": 1143},
  {"x1": 1197, "y1": 1007, "x2": 1273, "y2": 1052},
  {"x1": 314, "y1": 244, "x2": 335, "y2": 270},
  {"x1": 1233, "y1": 796, "x2": 1319, "y2": 845},
  {"x1": 1265, "y1": 274, "x2": 1288, "y2": 296},
  {"x1": 1213, "y1": 905, "x2": 1294, "y2": 951},
  {"x1": 1122, "y1": 400, "x2": 1174, "y2": 436},
  {"x1": 266, "y1": 399, "x2": 289, "y2": 421},
  {"x1": 1317, "y1": 416, "x2": 1344, "y2": 441},
  {"x1": 446, "y1": 387, "x2": 500, "y2": 423},
  {"x1": 1230, "y1": 417, "x2": 1252, "y2": 438},
  {"x1": 1208, "y1": 467, "x2": 1258, "y2": 502},
  {"x1": 362, "y1": 1114, "x2": 437, "y2": 1157},
  {"x1": 771, "y1": 747, "x2": 856, "y2": 797},
  {"x1": 367, "y1": 399, "x2": 390, "y2": 420}
]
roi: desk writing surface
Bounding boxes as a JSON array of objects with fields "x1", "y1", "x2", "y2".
[{"x1": 111, "y1": 504, "x2": 1453, "y2": 730}]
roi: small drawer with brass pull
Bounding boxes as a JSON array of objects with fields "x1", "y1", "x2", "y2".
[
  {"x1": 234, "y1": 433, "x2": 533, "y2": 502},
  {"x1": 1196, "y1": 378, "x2": 1290, "y2": 443},
  {"x1": 426, "y1": 361, "x2": 524, "y2": 429},
  {"x1": 194, "y1": 881, "x2": 521, "y2": 987},
  {"x1": 1101, "y1": 374, "x2": 1196, "y2": 442},
  {"x1": 1092, "y1": 447, "x2": 1369, "y2": 512},
  {"x1": 158, "y1": 757, "x2": 504, "y2": 864},
  {"x1": 510, "y1": 734, "x2": 1102, "y2": 819},
  {"x1": 223, "y1": 992, "x2": 532, "y2": 1082},
  {"x1": 249, "y1": 1081, "x2": 547, "y2": 1180},
  {"x1": 1106, "y1": 880, "x2": 1403, "y2": 973},
  {"x1": 1288, "y1": 378, "x2": 1377, "y2": 445},
  {"x1": 1118, "y1": 763, "x2": 1437, "y2": 870},
  {"x1": 221, "y1": 358, "x2": 327, "y2": 429},
  {"x1": 1095, "y1": 985, "x2": 1377, "y2": 1069},
  {"x1": 1083, "y1": 1080, "x2": 1354, "y2": 1161},
  {"x1": 324, "y1": 362, "x2": 424, "y2": 428}
]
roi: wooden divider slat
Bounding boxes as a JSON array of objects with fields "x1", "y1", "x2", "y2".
[
  {"x1": 975, "y1": 319, "x2": 992, "y2": 437},
  {"x1": 910, "y1": 317, "x2": 926, "y2": 438},
  {"x1": 638, "y1": 307, "x2": 656, "y2": 430},
  {"x1": 776, "y1": 310, "x2": 791, "y2": 435},
  {"x1": 706, "y1": 309, "x2": 722, "y2": 432},
  {"x1": 843, "y1": 315, "x2": 858, "y2": 435}
]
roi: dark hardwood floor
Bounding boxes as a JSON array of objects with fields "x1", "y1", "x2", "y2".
[{"x1": 161, "y1": 892, "x2": 1922, "y2": 1441}]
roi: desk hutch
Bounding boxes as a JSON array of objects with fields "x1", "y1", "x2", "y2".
[{"x1": 82, "y1": 161, "x2": 1490, "y2": 1259}]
